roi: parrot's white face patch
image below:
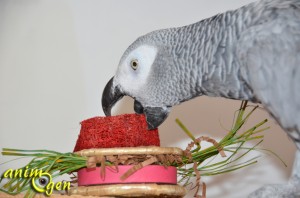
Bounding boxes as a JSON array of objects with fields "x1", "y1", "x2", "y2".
[{"x1": 115, "y1": 45, "x2": 157, "y2": 96}]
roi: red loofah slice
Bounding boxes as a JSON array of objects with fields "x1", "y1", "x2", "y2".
[{"x1": 73, "y1": 114, "x2": 160, "y2": 152}]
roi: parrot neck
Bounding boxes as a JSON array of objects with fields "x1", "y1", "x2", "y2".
[{"x1": 166, "y1": 2, "x2": 265, "y2": 102}]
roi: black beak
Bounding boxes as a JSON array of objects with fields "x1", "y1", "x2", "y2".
[
  {"x1": 102, "y1": 77, "x2": 170, "y2": 130},
  {"x1": 143, "y1": 106, "x2": 170, "y2": 130},
  {"x1": 102, "y1": 77, "x2": 124, "y2": 116},
  {"x1": 134, "y1": 100, "x2": 144, "y2": 114},
  {"x1": 134, "y1": 100, "x2": 170, "y2": 130}
]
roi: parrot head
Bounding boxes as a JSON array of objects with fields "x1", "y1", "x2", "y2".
[{"x1": 102, "y1": 30, "x2": 196, "y2": 130}]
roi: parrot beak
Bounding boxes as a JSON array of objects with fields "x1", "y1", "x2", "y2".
[
  {"x1": 134, "y1": 100, "x2": 170, "y2": 130},
  {"x1": 143, "y1": 106, "x2": 170, "y2": 130},
  {"x1": 102, "y1": 76, "x2": 124, "y2": 116},
  {"x1": 134, "y1": 100, "x2": 144, "y2": 114},
  {"x1": 102, "y1": 77, "x2": 170, "y2": 130}
]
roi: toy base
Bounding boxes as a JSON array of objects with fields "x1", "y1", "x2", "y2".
[{"x1": 69, "y1": 184, "x2": 186, "y2": 197}]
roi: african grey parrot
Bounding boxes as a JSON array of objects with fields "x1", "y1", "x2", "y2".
[{"x1": 102, "y1": 0, "x2": 300, "y2": 197}]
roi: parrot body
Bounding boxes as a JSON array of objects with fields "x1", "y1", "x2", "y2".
[{"x1": 102, "y1": 0, "x2": 300, "y2": 197}]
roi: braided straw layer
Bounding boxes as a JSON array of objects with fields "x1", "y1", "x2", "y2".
[{"x1": 69, "y1": 184, "x2": 186, "y2": 197}]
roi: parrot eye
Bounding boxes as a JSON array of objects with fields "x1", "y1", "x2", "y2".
[{"x1": 130, "y1": 59, "x2": 139, "y2": 70}]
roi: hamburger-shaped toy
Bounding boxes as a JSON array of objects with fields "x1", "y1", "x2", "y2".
[
  {"x1": 0, "y1": 101, "x2": 268, "y2": 198},
  {"x1": 70, "y1": 114, "x2": 187, "y2": 198}
]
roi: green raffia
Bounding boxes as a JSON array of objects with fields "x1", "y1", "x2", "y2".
[
  {"x1": 176, "y1": 100, "x2": 285, "y2": 185},
  {"x1": 175, "y1": 119, "x2": 201, "y2": 150},
  {"x1": 0, "y1": 101, "x2": 284, "y2": 197},
  {"x1": 0, "y1": 150, "x2": 86, "y2": 198}
]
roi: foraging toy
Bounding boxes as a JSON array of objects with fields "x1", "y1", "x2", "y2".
[{"x1": 71, "y1": 114, "x2": 186, "y2": 197}]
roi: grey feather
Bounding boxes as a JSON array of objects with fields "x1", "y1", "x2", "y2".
[{"x1": 236, "y1": 0, "x2": 300, "y2": 145}]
